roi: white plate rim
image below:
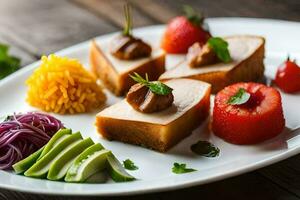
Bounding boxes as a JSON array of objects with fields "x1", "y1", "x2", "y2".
[{"x1": 0, "y1": 17, "x2": 299, "y2": 196}]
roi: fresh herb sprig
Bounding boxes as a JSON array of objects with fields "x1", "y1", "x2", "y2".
[
  {"x1": 172, "y1": 162, "x2": 197, "y2": 174},
  {"x1": 227, "y1": 88, "x2": 251, "y2": 105},
  {"x1": 191, "y1": 141, "x2": 220, "y2": 157},
  {"x1": 0, "y1": 44, "x2": 21, "y2": 80},
  {"x1": 123, "y1": 3, "x2": 132, "y2": 36},
  {"x1": 207, "y1": 37, "x2": 231, "y2": 63},
  {"x1": 123, "y1": 159, "x2": 138, "y2": 170},
  {"x1": 130, "y1": 72, "x2": 173, "y2": 95}
]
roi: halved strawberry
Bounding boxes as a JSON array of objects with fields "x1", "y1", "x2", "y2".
[{"x1": 212, "y1": 82, "x2": 285, "y2": 144}]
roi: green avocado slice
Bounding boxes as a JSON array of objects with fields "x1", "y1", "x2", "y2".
[
  {"x1": 65, "y1": 148, "x2": 110, "y2": 183},
  {"x1": 65, "y1": 143, "x2": 104, "y2": 176},
  {"x1": 106, "y1": 153, "x2": 135, "y2": 182},
  {"x1": 13, "y1": 129, "x2": 72, "y2": 174},
  {"x1": 38, "y1": 128, "x2": 72, "y2": 160},
  {"x1": 47, "y1": 137, "x2": 94, "y2": 181},
  {"x1": 12, "y1": 146, "x2": 45, "y2": 174},
  {"x1": 85, "y1": 171, "x2": 108, "y2": 183},
  {"x1": 64, "y1": 143, "x2": 104, "y2": 182},
  {"x1": 24, "y1": 132, "x2": 82, "y2": 178}
]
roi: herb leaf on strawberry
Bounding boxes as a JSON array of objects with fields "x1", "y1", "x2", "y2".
[{"x1": 227, "y1": 88, "x2": 250, "y2": 105}]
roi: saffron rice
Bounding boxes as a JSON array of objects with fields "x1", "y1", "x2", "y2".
[{"x1": 26, "y1": 54, "x2": 106, "y2": 114}]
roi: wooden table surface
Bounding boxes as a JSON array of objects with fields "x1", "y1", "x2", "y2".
[{"x1": 0, "y1": 0, "x2": 299, "y2": 199}]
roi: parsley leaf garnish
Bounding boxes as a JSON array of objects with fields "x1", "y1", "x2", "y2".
[
  {"x1": 207, "y1": 37, "x2": 231, "y2": 63},
  {"x1": 191, "y1": 141, "x2": 220, "y2": 157},
  {"x1": 123, "y1": 159, "x2": 138, "y2": 170},
  {"x1": 130, "y1": 72, "x2": 173, "y2": 95},
  {"x1": 227, "y1": 88, "x2": 251, "y2": 105},
  {"x1": 0, "y1": 43, "x2": 21, "y2": 80},
  {"x1": 172, "y1": 162, "x2": 197, "y2": 174}
]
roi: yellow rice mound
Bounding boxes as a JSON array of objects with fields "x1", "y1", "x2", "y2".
[{"x1": 26, "y1": 54, "x2": 106, "y2": 114}]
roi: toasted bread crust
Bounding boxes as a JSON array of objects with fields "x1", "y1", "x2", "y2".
[
  {"x1": 160, "y1": 36, "x2": 265, "y2": 93},
  {"x1": 90, "y1": 40, "x2": 166, "y2": 96},
  {"x1": 90, "y1": 40, "x2": 119, "y2": 93},
  {"x1": 96, "y1": 86, "x2": 210, "y2": 152}
]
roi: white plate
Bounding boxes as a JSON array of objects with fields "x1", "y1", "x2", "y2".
[{"x1": 0, "y1": 18, "x2": 300, "y2": 196}]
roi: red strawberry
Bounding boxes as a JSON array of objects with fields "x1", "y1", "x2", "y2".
[
  {"x1": 212, "y1": 82, "x2": 285, "y2": 144},
  {"x1": 161, "y1": 6, "x2": 211, "y2": 54},
  {"x1": 275, "y1": 59, "x2": 300, "y2": 93}
]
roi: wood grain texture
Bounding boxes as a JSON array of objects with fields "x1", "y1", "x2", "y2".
[
  {"x1": 0, "y1": 0, "x2": 117, "y2": 55},
  {"x1": 259, "y1": 154, "x2": 300, "y2": 197},
  {"x1": 131, "y1": 0, "x2": 300, "y2": 22},
  {"x1": 0, "y1": 34, "x2": 36, "y2": 66},
  {"x1": 73, "y1": 0, "x2": 158, "y2": 27}
]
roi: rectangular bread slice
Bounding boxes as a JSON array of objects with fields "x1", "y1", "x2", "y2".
[
  {"x1": 96, "y1": 79, "x2": 211, "y2": 152},
  {"x1": 90, "y1": 40, "x2": 166, "y2": 96},
  {"x1": 159, "y1": 35, "x2": 265, "y2": 93}
]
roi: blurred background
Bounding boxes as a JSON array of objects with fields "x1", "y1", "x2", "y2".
[{"x1": 0, "y1": 0, "x2": 299, "y2": 68}]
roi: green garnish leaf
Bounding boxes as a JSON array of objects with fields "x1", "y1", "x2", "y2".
[
  {"x1": 0, "y1": 115, "x2": 9, "y2": 122},
  {"x1": 227, "y1": 88, "x2": 251, "y2": 105},
  {"x1": 207, "y1": 37, "x2": 231, "y2": 63},
  {"x1": 191, "y1": 141, "x2": 220, "y2": 157},
  {"x1": 123, "y1": 3, "x2": 132, "y2": 36},
  {"x1": 130, "y1": 72, "x2": 173, "y2": 95},
  {"x1": 172, "y1": 162, "x2": 197, "y2": 174},
  {"x1": 0, "y1": 43, "x2": 21, "y2": 80},
  {"x1": 148, "y1": 81, "x2": 173, "y2": 96},
  {"x1": 123, "y1": 159, "x2": 138, "y2": 170},
  {"x1": 0, "y1": 44, "x2": 9, "y2": 54},
  {"x1": 183, "y1": 5, "x2": 203, "y2": 26}
]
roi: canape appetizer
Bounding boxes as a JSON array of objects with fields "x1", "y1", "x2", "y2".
[
  {"x1": 161, "y1": 5, "x2": 211, "y2": 54},
  {"x1": 96, "y1": 74, "x2": 211, "y2": 152},
  {"x1": 90, "y1": 4, "x2": 165, "y2": 96},
  {"x1": 212, "y1": 82, "x2": 285, "y2": 144},
  {"x1": 159, "y1": 35, "x2": 265, "y2": 93}
]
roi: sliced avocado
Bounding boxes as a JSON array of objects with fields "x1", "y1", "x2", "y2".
[
  {"x1": 65, "y1": 149, "x2": 110, "y2": 183},
  {"x1": 12, "y1": 146, "x2": 45, "y2": 174},
  {"x1": 24, "y1": 132, "x2": 82, "y2": 178},
  {"x1": 38, "y1": 128, "x2": 72, "y2": 160},
  {"x1": 85, "y1": 171, "x2": 108, "y2": 183},
  {"x1": 47, "y1": 138, "x2": 94, "y2": 181},
  {"x1": 64, "y1": 143, "x2": 104, "y2": 182},
  {"x1": 65, "y1": 143, "x2": 104, "y2": 174},
  {"x1": 106, "y1": 153, "x2": 135, "y2": 182}
]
